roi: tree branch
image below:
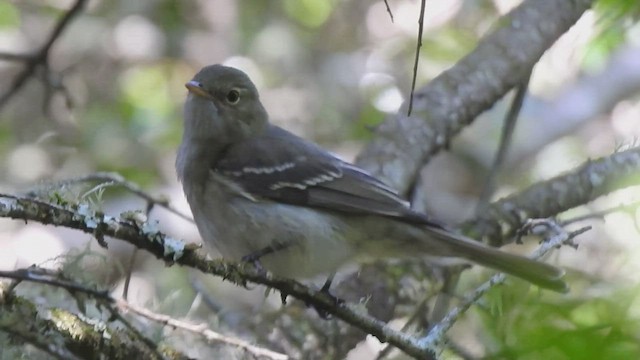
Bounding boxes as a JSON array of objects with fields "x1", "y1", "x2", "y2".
[
  {"x1": 0, "y1": 288, "x2": 190, "y2": 360},
  {"x1": 27, "y1": 172, "x2": 194, "y2": 223},
  {"x1": 0, "y1": 192, "x2": 434, "y2": 358},
  {"x1": 0, "y1": 0, "x2": 608, "y2": 358},
  {"x1": 475, "y1": 72, "x2": 531, "y2": 215},
  {"x1": 293, "y1": 144, "x2": 640, "y2": 358},
  {"x1": 463, "y1": 146, "x2": 640, "y2": 246},
  {"x1": 356, "y1": 0, "x2": 594, "y2": 194},
  {"x1": 0, "y1": 0, "x2": 87, "y2": 110},
  {"x1": 326, "y1": 1, "x2": 595, "y2": 356},
  {"x1": 0, "y1": 144, "x2": 633, "y2": 358},
  {"x1": 117, "y1": 300, "x2": 289, "y2": 360},
  {"x1": 419, "y1": 222, "x2": 590, "y2": 354},
  {"x1": 0, "y1": 267, "x2": 288, "y2": 360}
]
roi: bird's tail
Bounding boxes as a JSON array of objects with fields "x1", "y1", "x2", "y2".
[{"x1": 425, "y1": 227, "x2": 568, "y2": 293}]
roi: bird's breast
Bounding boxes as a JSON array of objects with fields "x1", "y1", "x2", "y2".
[{"x1": 184, "y1": 172, "x2": 356, "y2": 279}]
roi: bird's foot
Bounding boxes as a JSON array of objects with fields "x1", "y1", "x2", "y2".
[
  {"x1": 240, "y1": 252, "x2": 267, "y2": 274},
  {"x1": 240, "y1": 242, "x2": 291, "y2": 274},
  {"x1": 310, "y1": 274, "x2": 344, "y2": 319}
]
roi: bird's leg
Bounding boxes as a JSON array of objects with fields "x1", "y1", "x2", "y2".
[
  {"x1": 320, "y1": 273, "x2": 335, "y2": 293},
  {"x1": 241, "y1": 241, "x2": 291, "y2": 273},
  {"x1": 310, "y1": 272, "x2": 347, "y2": 320},
  {"x1": 243, "y1": 245, "x2": 344, "y2": 319}
]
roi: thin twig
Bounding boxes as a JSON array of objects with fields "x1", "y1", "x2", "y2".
[
  {"x1": 383, "y1": 0, "x2": 395, "y2": 22},
  {"x1": 0, "y1": 268, "x2": 110, "y2": 299},
  {"x1": 30, "y1": 172, "x2": 192, "y2": 302},
  {"x1": 122, "y1": 248, "x2": 138, "y2": 300},
  {"x1": 375, "y1": 295, "x2": 431, "y2": 360},
  {"x1": 0, "y1": 0, "x2": 87, "y2": 110},
  {"x1": 117, "y1": 300, "x2": 289, "y2": 360},
  {"x1": 0, "y1": 326, "x2": 81, "y2": 360},
  {"x1": 0, "y1": 192, "x2": 434, "y2": 359},
  {"x1": 463, "y1": 144, "x2": 640, "y2": 246},
  {"x1": 560, "y1": 201, "x2": 640, "y2": 225},
  {"x1": 123, "y1": 195, "x2": 156, "y2": 300},
  {"x1": 28, "y1": 172, "x2": 193, "y2": 223},
  {"x1": 427, "y1": 268, "x2": 462, "y2": 329},
  {"x1": 103, "y1": 302, "x2": 167, "y2": 360},
  {"x1": 416, "y1": 221, "x2": 590, "y2": 352},
  {"x1": 357, "y1": 0, "x2": 593, "y2": 196},
  {"x1": 0, "y1": 52, "x2": 35, "y2": 61},
  {"x1": 0, "y1": 267, "x2": 289, "y2": 360},
  {"x1": 475, "y1": 71, "x2": 532, "y2": 215},
  {"x1": 444, "y1": 336, "x2": 476, "y2": 360},
  {"x1": 407, "y1": 0, "x2": 426, "y2": 116},
  {"x1": 438, "y1": 88, "x2": 530, "y2": 347}
]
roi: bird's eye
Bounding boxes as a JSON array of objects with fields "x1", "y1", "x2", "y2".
[{"x1": 226, "y1": 89, "x2": 240, "y2": 104}]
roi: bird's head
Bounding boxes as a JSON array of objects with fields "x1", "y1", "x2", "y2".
[{"x1": 183, "y1": 64, "x2": 269, "y2": 144}]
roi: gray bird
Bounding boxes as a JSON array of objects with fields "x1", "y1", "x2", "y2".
[{"x1": 176, "y1": 64, "x2": 567, "y2": 292}]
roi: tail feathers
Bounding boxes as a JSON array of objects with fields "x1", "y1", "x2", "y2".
[{"x1": 427, "y1": 228, "x2": 568, "y2": 293}]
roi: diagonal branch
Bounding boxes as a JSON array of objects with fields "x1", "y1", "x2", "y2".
[
  {"x1": 305, "y1": 145, "x2": 640, "y2": 358},
  {"x1": 117, "y1": 299, "x2": 289, "y2": 360},
  {"x1": 1, "y1": 144, "x2": 638, "y2": 358},
  {"x1": 356, "y1": 0, "x2": 594, "y2": 195},
  {"x1": 475, "y1": 72, "x2": 531, "y2": 215},
  {"x1": 0, "y1": 289, "x2": 188, "y2": 359},
  {"x1": 27, "y1": 172, "x2": 194, "y2": 223},
  {"x1": 463, "y1": 146, "x2": 640, "y2": 246},
  {"x1": 0, "y1": 192, "x2": 432, "y2": 358},
  {"x1": 0, "y1": 267, "x2": 288, "y2": 360},
  {"x1": 331, "y1": 1, "x2": 596, "y2": 357},
  {"x1": 419, "y1": 222, "x2": 591, "y2": 354},
  {"x1": 0, "y1": 0, "x2": 87, "y2": 110}
]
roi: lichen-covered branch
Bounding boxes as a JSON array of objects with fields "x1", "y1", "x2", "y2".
[
  {"x1": 4, "y1": 142, "x2": 621, "y2": 358},
  {"x1": 0, "y1": 0, "x2": 608, "y2": 358},
  {"x1": 356, "y1": 0, "x2": 594, "y2": 195},
  {"x1": 0, "y1": 291, "x2": 191, "y2": 360},
  {"x1": 0, "y1": 267, "x2": 288, "y2": 360},
  {"x1": 322, "y1": 0, "x2": 596, "y2": 357},
  {"x1": 26, "y1": 172, "x2": 193, "y2": 223},
  {"x1": 463, "y1": 146, "x2": 640, "y2": 246},
  {"x1": 418, "y1": 222, "x2": 590, "y2": 355},
  {"x1": 315, "y1": 147, "x2": 640, "y2": 358},
  {"x1": 1, "y1": 141, "x2": 635, "y2": 358},
  {"x1": 0, "y1": 193, "x2": 433, "y2": 358}
]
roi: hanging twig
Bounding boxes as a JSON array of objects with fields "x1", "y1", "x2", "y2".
[
  {"x1": 383, "y1": 0, "x2": 395, "y2": 22},
  {"x1": 476, "y1": 70, "x2": 532, "y2": 215},
  {"x1": 407, "y1": 0, "x2": 426, "y2": 116},
  {"x1": 417, "y1": 221, "x2": 590, "y2": 353}
]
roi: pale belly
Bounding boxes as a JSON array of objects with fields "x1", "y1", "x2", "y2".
[{"x1": 187, "y1": 186, "x2": 357, "y2": 279}]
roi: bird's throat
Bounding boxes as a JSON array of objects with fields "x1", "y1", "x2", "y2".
[{"x1": 176, "y1": 138, "x2": 226, "y2": 186}]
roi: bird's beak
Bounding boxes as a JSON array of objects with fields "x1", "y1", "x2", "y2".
[{"x1": 185, "y1": 80, "x2": 214, "y2": 100}]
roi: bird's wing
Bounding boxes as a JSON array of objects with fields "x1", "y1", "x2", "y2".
[{"x1": 215, "y1": 126, "x2": 445, "y2": 228}]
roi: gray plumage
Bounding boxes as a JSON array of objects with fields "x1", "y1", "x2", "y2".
[{"x1": 176, "y1": 64, "x2": 568, "y2": 292}]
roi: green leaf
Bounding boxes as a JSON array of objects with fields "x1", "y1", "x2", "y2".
[
  {"x1": 283, "y1": 0, "x2": 336, "y2": 28},
  {"x1": 0, "y1": 1, "x2": 20, "y2": 29}
]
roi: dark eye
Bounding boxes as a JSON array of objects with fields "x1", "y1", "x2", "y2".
[{"x1": 226, "y1": 89, "x2": 240, "y2": 104}]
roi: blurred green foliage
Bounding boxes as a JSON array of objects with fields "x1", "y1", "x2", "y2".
[
  {"x1": 1, "y1": 1, "x2": 640, "y2": 359},
  {"x1": 479, "y1": 284, "x2": 640, "y2": 359},
  {"x1": 283, "y1": 0, "x2": 337, "y2": 28},
  {"x1": 586, "y1": 0, "x2": 640, "y2": 69},
  {"x1": 0, "y1": 1, "x2": 19, "y2": 29}
]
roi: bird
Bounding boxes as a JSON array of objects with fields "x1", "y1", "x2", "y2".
[{"x1": 176, "y1": 64, "x2": 568, "y2": 293}]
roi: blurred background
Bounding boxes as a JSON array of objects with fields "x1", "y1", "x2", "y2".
[{"x1": 1, "y1": 0, "x2": 640, "y2": 359}]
